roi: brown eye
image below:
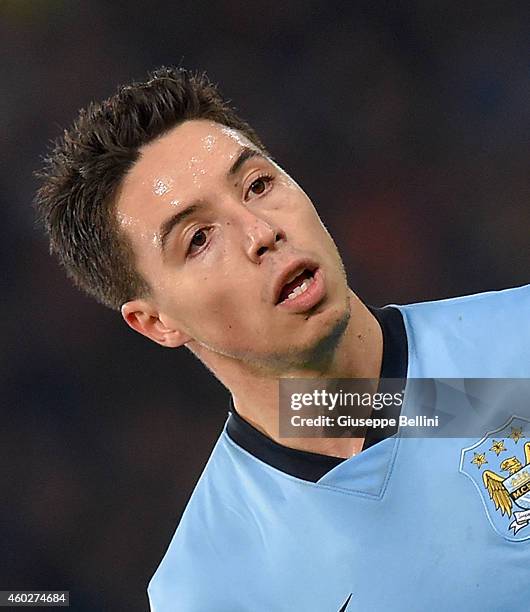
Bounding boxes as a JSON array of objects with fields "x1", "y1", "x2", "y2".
[
  {"x1": 191, "y1": 229, "x2": 207, "y2": 247},
  {"x1": 191, "y1": 230, "x2": 206, "y2": 246},
  {"x1": 246, "y1": 175, "x2": 273, "y2": 199},
  {"x1": 250, "y1": 178, "x2": 267, "y2": 195}
]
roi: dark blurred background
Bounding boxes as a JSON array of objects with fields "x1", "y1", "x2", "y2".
[{"x1": 2, "y1": 1, "x2": 529, "y2": 610}]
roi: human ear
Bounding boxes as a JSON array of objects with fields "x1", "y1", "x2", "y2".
[{"x1": 120, "y1": 299, "x2": 192, "y2": 348}]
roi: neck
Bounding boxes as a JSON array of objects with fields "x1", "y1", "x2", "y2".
[{"x1": 191, "y1": 290, "x2": 383, "y2": 459}]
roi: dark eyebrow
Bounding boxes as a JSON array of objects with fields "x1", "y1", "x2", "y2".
[
  {"x1": 159, "y1": 202, "x2": 203, "y2": 255},
  {"x1": 228, "y1": 147, "x2": 265, "y2": 177}
]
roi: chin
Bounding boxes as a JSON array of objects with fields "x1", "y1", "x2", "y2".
[
  {"x1": 281, "y1": 297, "x2": 351, "y2": 369},
  {"x1": 311, "y1": 288, "x2": 351, "y2": 331},
  {"x1": 313, "y1": 301, "x2": 350, "y2": 348}
]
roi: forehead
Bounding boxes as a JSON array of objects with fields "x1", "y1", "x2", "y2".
[
  {"x1": 120, "y1": 119, "x2": 256, "y2": 204},
  {"x1": 115, "y1": 119, "x2": 260, "y2": 243}
]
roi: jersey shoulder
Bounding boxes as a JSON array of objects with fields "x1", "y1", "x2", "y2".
[
  {"x1": 147, "y1": 429, "x2": 281, "y2": 611},
  {"x1": 393, "y1": 283, "x2": 530, "y2": 377}
]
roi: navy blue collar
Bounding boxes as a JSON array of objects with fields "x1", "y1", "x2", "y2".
[{"x1": 226, "y1": 305, "x2": 408, "y2": 481}]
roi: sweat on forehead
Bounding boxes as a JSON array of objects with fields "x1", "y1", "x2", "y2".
[
  {"x1": 141, "y1": 120, "x2": 258, "y2": 162},
  {"x1": 115, "y1": 120, "x2": 267, "y2": 240},
  {"x1": 125, "y1": 121, "x2": 262, "y2": 198}
]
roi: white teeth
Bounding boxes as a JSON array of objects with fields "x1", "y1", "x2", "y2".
[
  {"x1": 286, "y1": 269, "x2": 303, "y2": 284},
  {"x1": 286, "y1": 276, "x2": 314, "y2": 301}
]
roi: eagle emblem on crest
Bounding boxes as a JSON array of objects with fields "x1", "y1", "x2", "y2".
[
  {"x1": 460, "y1": 416, "x2": 530, "y2": 541},
  {"x1": 482, "y1": 442, "x2": 530, "y2": 533}
]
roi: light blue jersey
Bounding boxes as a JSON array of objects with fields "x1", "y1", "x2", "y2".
[{"x1": 148, "y1": 284, "x2": 530, "y2": 611}]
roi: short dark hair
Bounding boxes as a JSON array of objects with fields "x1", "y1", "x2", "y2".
[{"x1": 34, "y1": 67, "x2": 266, "y2": 310}]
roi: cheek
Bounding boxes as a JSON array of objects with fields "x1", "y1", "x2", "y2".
[
  {"x1": 180, "y1": 275, "x2": 252, "y2": 333},
  {"x1": 280, "y1": 203, "x2": 329, "y2": 241}
]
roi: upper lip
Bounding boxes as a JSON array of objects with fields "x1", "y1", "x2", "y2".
[{"x1": 272, "y1": 258, "x2": 318, "y2": 305}]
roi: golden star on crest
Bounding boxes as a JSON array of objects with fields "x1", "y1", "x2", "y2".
[
  {"x1": 490, "y1": 440, "x2": 507, "y2": 456},
  {"x1": 509, "y1": 427, "x2": 525, "y2": 444},
  {"x1": 471, "y1": 452, "x2": 488, "y2": 469}
]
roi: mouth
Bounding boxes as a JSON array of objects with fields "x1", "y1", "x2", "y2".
[
  {"x1": 276, "y1": 268, "x2": 315, "y2": 304},
  {"x1": 274, "y1": 261, "x2": 326, "y2": 312}
]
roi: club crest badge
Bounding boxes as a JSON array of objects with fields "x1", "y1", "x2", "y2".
[{"x1": 460, "y1": 416, "x2": 530, "y2": 541}]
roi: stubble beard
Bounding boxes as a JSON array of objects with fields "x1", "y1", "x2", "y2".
[
  {"x1": 191, "y1": 252, "x2": 352, "y2": 378},
  {"x1": 247, "y1": 260, "x2": 352, "y2": 377}
]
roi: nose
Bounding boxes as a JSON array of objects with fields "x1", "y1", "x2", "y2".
[{"x1": 244, "y1": 213, "x2": 284, "y2": 264}]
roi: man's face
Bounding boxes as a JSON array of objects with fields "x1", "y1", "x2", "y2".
[{"x1": 117, "y1": 120, "x2": 350, "y2": 370}]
